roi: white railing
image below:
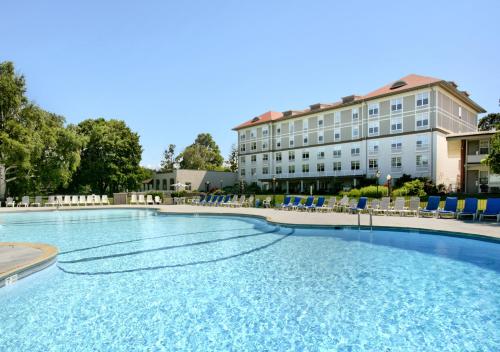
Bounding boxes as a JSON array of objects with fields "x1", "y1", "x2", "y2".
[{"x1": 269, "y1": 170, "x2": 365, "y2": 179}]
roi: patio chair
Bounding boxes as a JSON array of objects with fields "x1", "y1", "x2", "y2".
[
  {"x1": 6, "y1": 197, "x2": 15, "y2": 207},
  {"x1": 233, "y1": 195, "x2": 245, "y2": 207},
  {"x1": 320, "y1": 197, "x2": 337, "y2": 212},
  {"x1": 71, "y1": 195, "x2": 79, "y2": 206},
  {"x1": 63, "y1": 195, "x2": 71, "y2": 206},
  {"x1": 94, "y1": 195, "x2": 102, "y2": 205},
  {"x1": 335, "y1": 196, "x2": 349, "y2": 212},
  {"x1": 130, "y1": 194, "x2": 138, "y2": 205},
  {"x1": 214, "y1": 195, "x2": 225, "y2": 206},
  {"x1": 456, "y1": 198, "x2": 478, "y2": 221},
  {"x1": 348, "y1": 197, "x2": 367, "y2": 214},
  {"x1": 17, "y1": 196, "x2": 30, "y2": 207},
  {"x1": 243, "y1": 195, "x2": 254, "y2": 207},
  {"x1": 56, "y1": 195, "x2": 64, "y2": 206},
  {"x1": 401, "y1": 197, "x2": 420, "y2": 216},
  {"x1": 308, "y1": 196, "x2": 325, "y2": 211},
  {"x1": 369, "y1": 199, "x2": 380, "y2": 213},
  {"x1": 479, "y1": 198, "x2": 500, "y2": 222},
  {"x1": 219, "y1": 195, "x2": 232, "y2": 207},
  {"x1": 191, "y1": 195, "x2": 203, "y2": 205},
  {"x1": 33, "y1": 196, "x2": 42, "y2": 207},
  {"x1": 45, "y1": 196, "x2": 57, "y2": 207},
  {"x1": 154, "y1": 196, "x2": 161, "y2": 205},
  {"x1": 297, "y1": 196, "x2": 314, "y2": 211},
  {"x1": 387, "y1": 197, "x2": 405, "y2": 216},
  {"x1": 146, "y1": 194, "x2": 154, "y2": 205},
  {"x1": 276, "y1": 196, "x2": 292, "y2": 210},
  {"x1": 373, "y1": 197, "x2": 390, "y2": 215},
  {"x1": 200, "y1": 195, "x2": 211, "y2": 206},
  {"x1": 138, "y1": 194, "x2": 146, "y2": 205},
  {"x1": 437, "y1": 197, "x2": 458, "y2": 218},
  {"x1": 78, "y1": 195, "x2": 86, "y2": 206},
  {"x1": 102, "y1": 195, "x2": 110, "y2": 205},
  {"x1": 285, "y1": 196, "x2": 302, "y2": 210},
  {"x1": 86, "y1": 195, "x2": 94, "y2": 206},
  {"x1": 262, "y1": 196, "x2": 272, "y2": 208},
  {"x1": 208, "y1": 195, "x2": 220, "y2": 206},
  {"x1": 419, "y1": 196, "x2": 441, "y2": 217},
  {"x1": 224, "y1": 195, "x2": 238, "y2": 207}
]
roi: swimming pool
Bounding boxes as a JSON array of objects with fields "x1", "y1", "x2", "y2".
[{"x1": 0, "y1": 209, "x2": 498, "y2": 351}]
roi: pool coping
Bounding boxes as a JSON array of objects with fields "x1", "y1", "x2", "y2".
[{"x1": 0, "y1": 243, "x2": 58, "y2": 288}]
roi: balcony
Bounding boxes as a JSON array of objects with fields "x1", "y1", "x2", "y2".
[
  {"x1": 260, "y1": 170, "x2": 366, "y2": 180},
  {"x1": 466, "y1": 154, "x2": 488, "y2": 164}
]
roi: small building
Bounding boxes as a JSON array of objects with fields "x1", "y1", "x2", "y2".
[
  {"x1": 140, "y1": 169, "x2": 238, "y2": 192},
  {"x1": 446, "y1": 131, "x2": 499, "y2": 193}
]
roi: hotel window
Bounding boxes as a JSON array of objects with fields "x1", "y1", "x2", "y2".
[
  {"x1": 368, "y1": 122, "x2": 379, "y2": 137},
  {"x1": 303, "y1": 119, "x2": 308, "y2": 132},
  {"x1": 351, "y1": 161, "x2": 360, "y2": 170},
  {"x1": 458, "y1": 106, "x2": 463, "y2": 119},
  {"x1": 276, "y1": 166, "x2": 282, "y2": 174},
  {"x1": 318, "y1": 118, "x2": 324, "y2": 128},
  {"x1": 416, "y1": 92, "x2": 429, "y2": 107},
  {"x1": 351, "y1": 146, "x2": 360, "y2": 156},
  {"x1": 263, "y1": 128, "x2": 268, "y2": 137},
  {"x1": 250, "y1": 129, "x2": 256, "y2": 138},
  {"x1": 276, "y1": 125, "x2": 281, "y2": 134},
  {"x1": 275, "y1": 152, "x2": 282, "y2": 162},
  {"x1": 317, "y1": 151, "x2": 325, "y2": 159},
  {"x1": 288, "y1": 151, "x2": 295, "y2": 161},
  {"x1": 416, "y1": 112, "x2": 429, "y2": 129},
  {"x1": 262, "y1": 167, "x2": 269, "y2": 175},
  {"x1": 276, "y1": 139, "x2": 281, "y2": 148},
  {"x1": 302, "y1": 151, "x2": 309, "y2": 160},
  {"x1": 333, "y1": 161, "x2": 342, "y2": 171},
  {"x1": 240, "y1": 144, "x2": 246, "y2": 152},
  {"x1": 391, "y1": 140, "x2": 402, "y2": 152},
  {"x1": 289, "y1": 165, "x2": 295, "y2": 174},
  {"x1": 240, "y1": 156, "x2": 246, "y2": 164},
  {"x1": 368, "y1": 159, "x2": 378, "y2": 170},
  {"x1": 416, "y1": 155, "x2": 429, "y2": 167},
  {"x1": 368, "y1": 103, "x2": 379, "y2": 118},
  {"x1": 240, "y1": 169, "x2": 246, "y2": 176},
  {"x1": 240, "y1": 133, "x2": 246, "y2": 141},
  {"x1": 391, "y1": 157, "x2": 402, "y2": 169},
  {"x1": 333, "y1": 148, "x2": 341, "y2": 158},
  {"x1": 352, "y1": 126, "x2": 359, "y2": 139},
  {"x1": 318, "y1": 132, "x2": 324, "y2": 143},
  {"x1": 391, "y1": 98, "x2": 402, "y2": 113},
  {"x1": 251, "y1": 155, "x2": 257, "y2": 163},
  {"x1": 262, "y1": 154, "x2": 269, "y2": 162},
  {"x1": 368, "y1": 141, "x2": 379, "y2": 154},
  {"x1": 251, "y1": 142, "x2": 257, "y2": 150},
  {"x1": 289, "y1": 139, "x2": 294, "y2": 147},
  {"x1": 262, "y1": 142, "x2": 268, "y2": 150},
  {"x1": 302, "y1": 164, "x2": 309, "y2": 173},
  {"x1": 162, "y1": 179, "x2": 167, "y2": 190},
  {"x1": 352, "y1": 108, "x2": 359, "y2": 122},
  {"x1": 251, "y1": 168, "x2": 256, "y2": 176},
  {"x1": 317, "y1": 163, "x2": 325, "y2": 172},
  {"x1": 416, "y1": 135, "x2": 429, "y2": 149},
  {"x1": 303, "y1": 135, "x2": 309, "y2": 145},
  {"x1": 289, "y1": 122, "x2": 295, "y2": 134},
  {"x1": 391, "y1": 117, "x2": 403, "y2": 133},
  {"x1": 334, "y1": 112, "x2": 341, "y2": 124},
  {"x1": 479, "y1": 140, "x2": 490, "y2": 154},
  {"x1": 334, "y1": 129, "x2": 341, "y2": 142}
]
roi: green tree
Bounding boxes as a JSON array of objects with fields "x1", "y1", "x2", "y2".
[
  {"x1": 71, "y1": 118, "x2": 143, "y2": 194},
  {"x1": 176, "y1": 133, "x2": 223, "y2": 170},
  {"x1": 483, "y1": 132, "x2": 500, "y2": 174},
  {"x1": 227, "y1": 143, "x2": 238, "y2": 172},
  {"x1": 478, "y1": 113, "x2": 500, "y2": 131},
  {"x1": 160, "y1": 144, "x2": 176, "y2": 172}
]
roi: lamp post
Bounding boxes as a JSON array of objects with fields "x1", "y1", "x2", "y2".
[
  {"x1": 376, "y1": 170, "x2": 381, "y2": 198},
  {"x1": 272, "y1": 175, "x2": 276, "y2": 207},
  {"x1": 386, "y1": 174, "x2": 392, "y2": 200},
  {"x1": 206, "y1": 181, "x2": 210, "y2": 193},
  {"x1": 220, "y1": 179, "x2": 223, "y2": 191}
]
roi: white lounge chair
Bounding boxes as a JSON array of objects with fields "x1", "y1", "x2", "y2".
[
  {"x1": 78, "y1": 195, "x2": 86, "y2": 206},
  {"x1": 233, "y1": 195, "x2": 245, "y2": 207},
  {"x1": 388, "y1": 197, "x2": 405, "y2": 216},
  {"x1": 71, "y1": 195, "x2": 79, "y2": 206},
  {"x1": 102, "y1": 195, "x2": 110, "y2": 205},
  {"x1": 154, "y1": 196, "x2": 161, "y2": 205},
  {"x1": 33, "y1": 196, "x2": 42, "y2": 207},
  {"x1": 402, "y1": 197, "x2": 420, "y2": 216},
  {"x1": 373, "y1": 197, "x2": 390, "y2": 215},
  {"x1": 86, "y1": 195, "x2": 94, "y2": 206},
  {"x1": 94, "y1": 195, "x2": 102, "y2": 205},
  {"x1": 17, "y1": 196, "x2": 30, "y2": 207},
  {"x1": 130, "y1": 194, "x2": 138, "y2": 205},
  {"x1": 243, "y1": 195, "x2": 254, "y2": 207},
  {"x1": 335, "y1": 196, "x2": 349, "y2": 212},
  {"x1": 146, "y1": 195, "x2": 154, "y2": 205},
  {"x1": 6, "y1": 197, "x2": 15, "y2": 207},
  {"x1": 56, "y1": 195, "x2": 64, "y2": 206},
  {"x1": 45, "y1": 196, "x2": 57, "y2": 207},
  {"x1": 138, "y1": 194, "x2": 146, "y2": 205}
]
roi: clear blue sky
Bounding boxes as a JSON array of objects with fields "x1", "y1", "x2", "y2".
[{"x1": 1, "y1": 0, "x2": 499, "y2": 168}]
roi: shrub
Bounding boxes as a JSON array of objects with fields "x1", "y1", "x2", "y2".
[
  {"x1": 392, "y1": 179, "x2": 426, "y2": 197},
  {"x1": 146, "y1": 191, "x2": 164, "y2": 200}
]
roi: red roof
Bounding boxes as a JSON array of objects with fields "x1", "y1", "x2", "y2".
[
  {"x1": 232, "y1": 111, "x2": 283, "y2": 130},
  {"x1": 363, "y1": 74, "x2": 441, "y2": 99}
]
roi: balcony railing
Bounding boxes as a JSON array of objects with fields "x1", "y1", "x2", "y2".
[
  {"x1": 466, "y1": 154, "x2": 488, "y2": 163},
  {"x1": 261, "y1": 170, "x2": 366, "y2": 180}
]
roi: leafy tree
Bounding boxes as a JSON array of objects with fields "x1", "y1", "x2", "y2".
[
  {"x1": 176, "y1": 133, "x2": 223, "y2": 170},
  {"x1": 160, "y1": 144, "x2": 176, "y2": 172},
  {"x1": 483, "y1": 132, "x2": 500, "y2": 174},
  {"x1": 227, "y1": 143, "x2": 238, "y2": 172},
  {"x1": 137, "y1": 166, "x2": 155, "y2": 182},
  {"x1": 478, "y1": 113, "x2": 500, "y2": 131},
  {"x1": 70, "y1": 118, "x2": 143, "y2": 194}
]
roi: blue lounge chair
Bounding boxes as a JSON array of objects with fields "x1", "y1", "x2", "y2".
[
  {"x1": 308, "y1": 196, "x2": 325, "y2": 211},
  {"x1": 297, "y1": 196, "x2": 314, "y2": 211},
  {"x1": 456, "y1": 198, "x2": 478, "y2": 221},
  {"x1": 419, "y1": 196, "x2": 441, "y2": 217},
  {"x1": 437, "y1": 197, "x2": 458, "y2": 218},
  {"x1": 285, "y1": 196, "x2": 302, "y2": 210},
  {"x1": 200, "y1": 195, "x2": 212, "y2": 206},
  {"x1": 219, "y1": 195, "x2": 231, "y2": 206},
  {"x1": 479, "y1": 198, "x2": 500, "y2": 222},
  {"x1": 209, "y1": 195, "x2": 221, "y2": 206},
  {"x1": 349, "y1": 197, "x2": 367, "y2": 213},
  {"x1": 215, "y1": 195, "x2": 226, "y2": 206},
  {"x1": 193, "y1": 194, "x2": 206, "y2": 205},
  {"x1": 277, "y1": 196, "x2": 292, "y2": 210}
]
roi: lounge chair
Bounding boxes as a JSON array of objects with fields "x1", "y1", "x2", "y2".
[
  {"x1": 138, "y1": 194, "x2": 146, "y2": 205},
  {"x1": 102, "y1": 195, "x2": 110, "y2": 205},
  {"x1": 71, "y1": 195, "x2": 79, "y2": 206},
  {"x1": 479, "y1": 198, "x2": 500, "y2": 222},
  {"x1": 45, "y1": 196, "x2": 57, "y2": 207},
  {"x1": 63, "y1": 195, "x2": 71, "y2": 206},
  {"x1": 387, "y1": 197, "x2": 405, "y2": 216},
  {"x1": 457, "y1": 198, "x2": 478, "y2": 221},
  {"x1": 402, "y1": 197, "x2": 420, "y2": 217},
  {"x1": 86, "y1": 195, "x2": 94, "y2": 206},
  {"x1": 437, "y1": 197, "x2": 458, "y2": 218},
  {"x1": 277, "y1": 196, "x2": 292, "y2": 210},
  {"x1": 213, "y1": 195, "x2": 224, "y2": 206},
  {"x1": 94, "y1": 195, "x2": 102, "y2": 205},
  {"x1": 335, "y1": 196, "x2": 349, "y2": 212},
  {"x1": 224, "y1": 195, "x2": 238, "y2": 207},
  {"x1": 419, "y1": 196, "x2": 441, "y2": 217},
  {"x1": 220, "y1": 195, "x2": 232, "y2": 206},
  {"x1": 192, "y1": 195, "x2": 204, "y2": 205},
  {"x1": 262, "y1": 196, "x2": 272, "y2": 208},
  {"x1": 33, "y1": 196, "x2": 42, "y2": 207},
  {"x1": 17, "y1": 196, "x2": 30, "y2": 207},
  {"x1": 6, "y1": 197, "x2": 15, "y2": 207},
  {"x1": 130, "y1": 194, "x2": 138, "y2": 205},
  {"x1": 243, "y1": 195, "x2": 254, "y2": 207},
  {"x1": 200, "y1": 195, "x2": 211, "y2": 206},
  {"x1": 233, "y1": 195, "x2": 245, "y2": 207},
  {"x1": 285, "y1": 196, "x2": 302, "y2": 210},
  {"x1": 209, "y1": 195, "x2": 220, "y2": 206},
  {"x1": 146, "y1": 195, "x2": 154, "y2": 205},
  {"x1": 154, "y1": 196, "x2": 161, "y2": 205},
  {"x1": 373, "y1": 197, "x2": 390, "y2": 215},
  {"x1": 320, "y1": 197, "x2": 337, "y2": 212},
  {"x1": 297, "y1": 196, "x2": 314, "y2": 211},
  {"x1": 369, "y1": 199, "x2": 380, "y2": 213},
  {"x1": 56, "y1": 195, "x2": 64, "y2": 206},
  {"x1": 309, "y1": 196, "x2": 325, "y2": 211},
  {"x1": 78, "y1": 195, "x2": 86, "y2": 206},
  {"x1": 349, "y1": 197, "x2": 367, "y2": 214}
]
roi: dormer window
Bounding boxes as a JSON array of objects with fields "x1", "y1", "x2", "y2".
[{"x1": 390, "y1": 80, "x2": 407, "y2": 90}]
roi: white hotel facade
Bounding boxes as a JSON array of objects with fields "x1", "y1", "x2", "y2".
[{"x1": 233, "y1": 74, "x2": 486, "y2": 193}]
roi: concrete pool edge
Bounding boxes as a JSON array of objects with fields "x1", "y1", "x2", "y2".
[{"x1": 0, "y1": 243, "x2": 58, "y2": 288}]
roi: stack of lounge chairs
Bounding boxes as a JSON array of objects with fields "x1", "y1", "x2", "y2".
[{"x1": 2, "y1": 194, "x2": 111, "y2": 207}]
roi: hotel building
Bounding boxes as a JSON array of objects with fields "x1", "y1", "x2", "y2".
[{"x1": 233, "y1": 74, "x2": 487, "y2": 193}]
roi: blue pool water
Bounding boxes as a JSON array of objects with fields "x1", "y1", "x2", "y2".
[{"x1": 0, "y1": 209, "x2": 499, "y2": 351}]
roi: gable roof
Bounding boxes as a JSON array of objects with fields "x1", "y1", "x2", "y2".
[
  {"x1": 363, "y1": 74, "x2": 441, "y2": 99},
  {"x1": 232, "y1": 111, "x2": 283, "y2": 130}
]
